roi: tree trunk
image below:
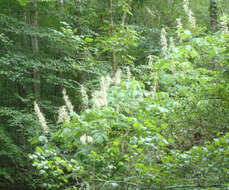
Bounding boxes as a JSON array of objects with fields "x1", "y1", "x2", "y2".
[
  {"x1": 210, "y1": 0, "x2": 218, "y2": 31},
  {"x1": 210, "y1": 0, "x2": 218, "y2": 69},
  {"x1": 109, "y1": 0, "x2": 117, "y2": 74},
  {"x1": 74, "y1": 0, "x2": 82, "y2": 35},
  {"x1": 17, "y1": 9, "x2": 28, "y2": 99},
  {"x1": 30, "y1": 1, "x2": 40, "y2": 99}
]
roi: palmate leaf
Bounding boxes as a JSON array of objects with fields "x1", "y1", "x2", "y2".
[{"x1": 92, "y1": 130, "x2": 108, "y2": 144}]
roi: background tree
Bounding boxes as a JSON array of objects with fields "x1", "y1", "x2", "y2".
[{"x1": 210, "y1": 0, "x2": 218, "y2": 30}]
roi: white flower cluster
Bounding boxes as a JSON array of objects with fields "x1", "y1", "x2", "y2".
[
  {"x1": 81, "y1": 85, "x2": 89, "y2": 109},
  {"x1": 92, "y1": 76, "x2": 110, "y2": 109},
  {"x1": 183, "y1": 0, "x2": 189, "y2": 13},
  {"x1": 148, "y1": 55, "x2": 153, "y2": 69},
  {"x1": 62, "y1": 88, "x2": 74, "y2": 113},
  {"x1": 104, "y1": 76, "x2": 112, "y2": 91},
  {"x1": 34, "y1": 102, "x2": 49, "y2": 133},
  {"x1": 58, "y1": 105, "x2": 70, "y2": 123},
  {"x1": 92, "y1": 70, "x2": 122, "y2": 109},
  {"x1": 92, "y1": 91, "x2": 103, "y2": 109},
  {"x1": 152, "y1": 72, "x2": 158, "y2": 99},
  {"x1": 161, "y1": 28, "x2": 168, "y2": 55},
  {"x1": 169, "y1": 37, "x2": 175, "y2": 49},
  {"x1": 114, "y1": 69, "x2": 121, "y2": 86},
  {"x1": 80, "y1": 134, "x2": 93, "y2": 145},
  {"x1": 101, "y1": 76, "x2": 108, "y2": 107},
  {"x1": 221, "y1": 15, "x2": 229, "y2": 34},
  {"x1": 188, "y1": 10, "x2": 196, "y2": 28},
  {"x1": 126, "y1": 66, "x2": 131, "y2": 81},
  {"x1": 183, "y1": 0, "x2": 196, "y2": 28},
  {"x1": 176, "y1": 18, "x2": 183, "y2": 43}
]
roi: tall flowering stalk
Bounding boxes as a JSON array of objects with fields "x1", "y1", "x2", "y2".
[
  {"x1": 105, "y1": 76, "x2": 112, "y2": 90},
  {"x1": 152, "y1": 72, "x2": 158, "y2": 99},
  {"x1": 34, "y1": 101, "x2": 49, "y2": 133},
  {"x1": 183, "y1": 0, "x2": 196, "y2": 28},
  {"x1": 176, "y1": 18, "x2": 183, "y2": 43},
  {"x1": 169, "y1": 37, "x2": 175, "y2": 49},
  {"x1": 148, "y1": 55, "x2": 158, "y2": 97},
  {"x1": 81, "y1": 85, "x2": 89, "y2": 109},
  {"x1": 92, "y1": 91, "x2": 103, "y2": 109},
  {"x1": 169, "y1": 37, "x2": 176, "y2": 72},
  {"x1": 92, "y1": 76, "x2": 113, "y2": 109},
  {"x1": 188, "y1": 10, "x2": 196, "y2": 28},
  {"x1": 114, "y1": 69, "x2": 121, "y2": 86},
  {"x1": 126, "y1": 66, "x2": 131, "y2": 81},
  {"x1": 58, "y1": 105, "x2": 70, "y2": 123},
  {"x1": 183, "y1": 0, "x2": 189, "y2": 13},
  {"x1": 100, "y1": 76, "x2": 108, "y2": 107},
  {"x1": 161, "y1": 28, "x2": 168, "y2": 55},
  {"x1": 62, "y1": 88, "x2": 74, "y2": 113},
  {"x1": 221, "y1": 15, "x2": 228, "y2": 34},
  {"x1": 148, "y1": 55, "x2": 153, "y2": 69}
]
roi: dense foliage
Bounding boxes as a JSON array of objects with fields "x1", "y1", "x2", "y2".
[
  {"x1": 0, "y1": 0, "x2": 229, "y2": 189},
  {"x1": 30, "y1": 21, "x2": 229, "y2": 189}
]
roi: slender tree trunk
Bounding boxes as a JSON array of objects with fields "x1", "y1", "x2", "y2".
[
  {"x1": 53, "y1": 0, "x2": 64, "y2": 98},
  {"x1": 109, "y1": 0, "x2": 117, "y2": 74},
  {"x1": 210, "y1": 0, "x2": 218, "y2": 31},
  {"x1": 30, "y1": 1, "x2": 40, "y2": 99},
  {"x1": 210, "y1": 0, "x2": 219, "y2": 69},
  {"x1": 17, "y1": 9, "x2": 28, "y2": 99},
  {"x1": 74, "y1": 0, "x2": 82, "y2": 35},
  {"x1": 74, "y1": 0, "x2": 84, "y2": 85}
]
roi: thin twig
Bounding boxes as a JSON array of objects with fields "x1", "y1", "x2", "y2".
[
  {"x1": 94, "y1": 179, "x2": 227, "y2": 190},
  {"x1": 94, "y1": 178, "x2": 139, "y2": 187},
  {"x1": 166, "y1": 184, "x2": 226, "y2": 189}
]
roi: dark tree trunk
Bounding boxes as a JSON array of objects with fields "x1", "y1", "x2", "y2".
[
  {"x1": 30, "y1": 1, "x2": 40, "y2": 99},
  {"x1": 210, "y1": 0, "x2": 218, "y2": 31},
  {"x1": 109, "y1": 0, "x2": 117, "y2": 75}
]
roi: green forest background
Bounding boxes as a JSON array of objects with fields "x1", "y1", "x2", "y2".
[{"x1": 0, "y1": 0, "x2": 229, "y2": 189}]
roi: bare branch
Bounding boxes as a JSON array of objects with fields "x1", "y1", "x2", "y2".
[
  {"x1": 166, "y1": 184, "x2": 226, "y2": 189},
  {"x1": 94, "y1": 179, "x2": 227, "y2": 190},
  {"x1": 94, "y1": 179, "x2": 139, "y2": 187}
]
